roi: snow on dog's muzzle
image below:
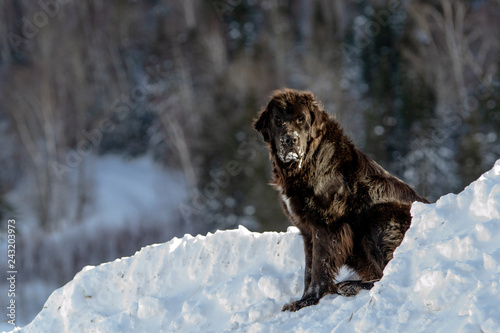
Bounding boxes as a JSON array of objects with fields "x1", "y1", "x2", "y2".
[{"x1": 279, "y1": 131, "x2": 304, "y2": 166}]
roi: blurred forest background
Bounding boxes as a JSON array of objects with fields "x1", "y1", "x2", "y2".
[{"x1": 0, "y1": 0, "x2": 499, "y2": 326}]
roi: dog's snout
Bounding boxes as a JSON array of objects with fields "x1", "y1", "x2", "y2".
[{"x1": 283, "y1": 133, "x2": 298, "y2": 146}]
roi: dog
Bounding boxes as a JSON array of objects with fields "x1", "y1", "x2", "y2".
[{"x1": 254, "y1": 88, "x2": 428, "y2": 312}]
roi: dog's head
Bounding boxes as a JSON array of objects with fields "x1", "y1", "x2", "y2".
[{"x1": 254, "y1": 89, "x2": 327, "y2": 167}]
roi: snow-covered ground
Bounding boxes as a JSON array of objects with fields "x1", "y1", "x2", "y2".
[
  {"x1": 6, "y1": 159, "x2": 500, "y2": 333},
  {"x1": 0, "y1": 155, "x2": 187, "y2": 331}
]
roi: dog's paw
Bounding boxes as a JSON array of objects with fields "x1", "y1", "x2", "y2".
[
  {"x1": 282, "y1": 297, "x2": 320, "y2": 312},
  {"x1": 336, "y1": 281, "x2": 375, "y2": 297}
]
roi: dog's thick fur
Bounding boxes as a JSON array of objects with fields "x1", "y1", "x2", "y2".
[{"x1": 254, "y1": 88, "x2": 428, "y2": 312}]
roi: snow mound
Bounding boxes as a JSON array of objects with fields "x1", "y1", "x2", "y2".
[
  {"x1": 11, "y1": 160, "x2": 500, "y2": 333},
  {"x1": 346, "y1": 159, "x2": 500, "y2": 332}
]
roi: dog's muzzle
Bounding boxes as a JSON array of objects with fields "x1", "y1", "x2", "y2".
[{"x1": 279, "y1": 131, "x2": 304, "y2": 164}]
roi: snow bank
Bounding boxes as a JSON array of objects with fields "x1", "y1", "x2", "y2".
[
  {"x1": 0, "y1": 155, "x2": 187, "y2": 331},
  {"x1": 9, "y1": 160, "x2": 500, "y2": 333},
  {"x1": 11, "y1": 226, "x2": 311, "y2": 332},
  {"x1": 345, "y1": 159, "x2": 500, "y2": 333}
]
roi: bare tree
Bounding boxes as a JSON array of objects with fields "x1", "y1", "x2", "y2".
[
  {"x1": 0, "y1": 1, "x2": 134, "y2": 229},
  {"x1": 404, "y1": 0, "x2": 499, "y2": 107}
]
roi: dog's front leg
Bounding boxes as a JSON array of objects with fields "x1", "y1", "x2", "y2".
[
  {"x1": 301, "y1": 231, "x2": 313, "y2": 294},
  {"x1": 283, "y1": 226, "x2": 338, "y2": 312}
]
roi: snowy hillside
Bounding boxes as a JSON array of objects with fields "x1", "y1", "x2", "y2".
[
  {"x1": 8, "y1": 160, "x2": 500, "y2": 333},
  {"x1": 0, "y1": 155, "x2": 188, "y2": 331}
]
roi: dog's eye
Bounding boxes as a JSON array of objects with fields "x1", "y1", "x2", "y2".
[
  {"x1": 297, "y1": 116, "x2": 305, "y2": 124},
  {"x1": 274, "y1": 117, "x2": 282, "y2": 127}
]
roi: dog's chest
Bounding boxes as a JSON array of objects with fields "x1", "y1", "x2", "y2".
[
  {"x1": 277, "y1": 185, "x2": 302, "y2": 224},
  {"x1": 280, "y1": 192, "x2": 294, "y2": 217}
]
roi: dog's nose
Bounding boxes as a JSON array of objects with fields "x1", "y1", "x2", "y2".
[{"x1": 283, "y1": 134, "x2": 298, "y2": 146}]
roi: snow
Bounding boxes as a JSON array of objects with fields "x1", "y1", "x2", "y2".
[
  {"x1": 0, "y1": 155, "x2": 187, "y2": 331},
  {"x1": 87, "y1": 155, "x2": 187, "y2": 228},
  {"x1": 4, "y1": 155, "x2": 187, "y2": 232},
  {"x1": 7, "y1": 160, "x2": 500, "y2": 333}
]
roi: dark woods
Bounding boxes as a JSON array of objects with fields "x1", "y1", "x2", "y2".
[{"x1": 0, "y1": 0, "x2": 499, "y2": 233}]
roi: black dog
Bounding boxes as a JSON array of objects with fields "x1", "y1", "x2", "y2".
[{"x1": 254, "y1": 88, "x2": 428, "y2": 312}]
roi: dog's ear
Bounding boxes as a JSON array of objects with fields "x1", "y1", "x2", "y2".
[
  {"x1": 303, "y1": 91, "x2": 327, "y2": 139},
  {"x1": 253, "y1": 106, "x2": 271, "y2": 142}
]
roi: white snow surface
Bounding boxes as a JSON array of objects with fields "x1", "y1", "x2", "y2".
[{"x1": 10, "y1": 160, "x2": 500, "y2": 333}]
